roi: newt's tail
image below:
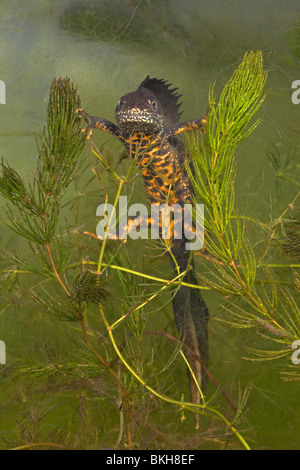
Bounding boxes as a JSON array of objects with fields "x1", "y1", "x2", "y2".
[{"x1": 170, "y1": 240, "x2": 209, "y2": 405}]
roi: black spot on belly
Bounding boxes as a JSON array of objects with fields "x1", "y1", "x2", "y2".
[{"x1": 155, "y1": 176, "x2": 164, "y2": 186}]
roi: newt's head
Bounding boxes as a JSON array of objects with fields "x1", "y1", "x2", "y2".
[
  {"x1": 115, "y1": 88, "x2": 164, "y2": 134},
  {"x1": 115, "y1": 76, "x2": 182, "y2": 135}
]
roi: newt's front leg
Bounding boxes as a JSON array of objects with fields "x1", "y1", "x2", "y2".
[
  {"x1": 166, "y1": 117, "x2": 207, "y2": 138},
  {"x1": 76, "y1": 108, "x2": 121, "y2": 140}
]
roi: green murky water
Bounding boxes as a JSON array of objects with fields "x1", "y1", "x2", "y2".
[{"x1": 0, "y1": 0, "x2": 300, "y2": 450}]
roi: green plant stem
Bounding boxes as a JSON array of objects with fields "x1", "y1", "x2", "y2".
[
  {"x1": 78, "y1": 260, "x2": 211, "y2": 291},
  {"x1": 41, "y1": 220, "x2": 123, "y2": 386},
  {"x1": 10, "y1": 442, "x2": 71, "y2": 450},
  {"x1": 97, "y1": 179, "x2": 124, "y2": 273},
  {"x1": 98, "y1": 302, "x2": 251, "y2": 450},
  {"x1": 261, "y1": 264, "x2": 300, "y2": 268},
  {"x1": 109, "y1": 270, "x2": 186, "y2": 330}
]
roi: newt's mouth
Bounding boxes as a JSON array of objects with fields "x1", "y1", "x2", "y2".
[{"x1": 116, "y1": 110, "x2": 160, "y2": 125}]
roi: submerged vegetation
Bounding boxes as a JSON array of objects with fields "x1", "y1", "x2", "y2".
[{"x1": 0, "y1": 52, "x2": 299, "y2": 450}]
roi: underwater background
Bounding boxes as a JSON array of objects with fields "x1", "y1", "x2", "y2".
[{"x1": 0, "y1": 0, "x2": 300, "y2": 450}]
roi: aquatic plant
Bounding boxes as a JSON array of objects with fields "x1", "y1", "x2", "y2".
[{"x1": 0, "y1": 52, "x2": 298, "y2": 450}]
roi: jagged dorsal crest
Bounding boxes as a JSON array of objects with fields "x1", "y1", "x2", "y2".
[{"x1": 138, "y1": 76, "x2": 183, "y2": 126}]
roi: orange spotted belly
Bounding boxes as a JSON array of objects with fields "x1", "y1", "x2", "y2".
[{"x1": 124, "y1": 133, "x2": 184, "y2": 205}]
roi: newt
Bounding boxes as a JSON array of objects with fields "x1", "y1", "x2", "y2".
[{"x1": 77, "y1": 76, "x2": 209, "y2": 407}]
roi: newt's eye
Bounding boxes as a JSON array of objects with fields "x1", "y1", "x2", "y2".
[
  {"x1": 117, "y1": 99, "x2": 124, "y2": 109},
  {"x1": 151, "y1": 100, "x2": 157, "y2": 109}
]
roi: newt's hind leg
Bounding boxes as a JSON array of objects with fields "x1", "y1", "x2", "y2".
[
  {"x1": 117, "y1": 215, "x2": 154, "y2": 240},
  {"x1": 74, "y1": 215, "x2": 153, "y2": 242}
]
